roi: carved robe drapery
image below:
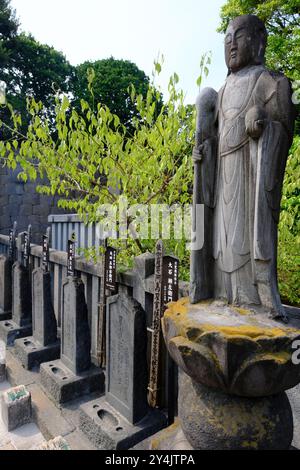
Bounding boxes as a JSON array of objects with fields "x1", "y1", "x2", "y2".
[{"x1": 191, "y1": 64, "x2": 295, "y2": 318}]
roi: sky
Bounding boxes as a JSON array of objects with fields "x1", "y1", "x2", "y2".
[{"x1": 10, "y1": 0, "x2": 228, "y2": 104}]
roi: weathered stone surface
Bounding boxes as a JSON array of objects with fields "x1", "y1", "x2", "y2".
[
  {"x1": 14, "y1": 336, "x2": 60, "y2": 370},
  {"x1": 32, "y1": 268, "x2": 57, "y2": 346},
  {"x1": 178, "y1": 372, "x2": 293, "y2": 450},
  {"x1": 79, "y1": 398, "x2": 167, "y2": 450},
  {"x1": 0, "y1": 255, "x2": 12, "y2": 320},
  {"x1": 0, "y1": 320, "x2": 32, "y2": 346},
  {"x1": 11, "y1": 261, "x2": 31, "y2": 327},
  {"x1": 61, "y1": 277, "x2": 91, "y2": 374},
  {"x1": 13, "y1": 267, "x2": 60, "y2": 369},
  {"x1": 5, "y1": 348, "x2": 37, "y2": 387},
  {"x1": 39, "y1": 273, "x2": 104, "y2": 404},
  {"x1": 1, "y1": 385, "x2": 32, "y2": 431},
  {"x1": 106, "y1": 291, "x2": 148, "y2": 424},
  {"x1": 162, "y1": 298, "x2": 300, "y2": 397},
  {"x1": 40, "y1": 360, "x2": 104, "y2": 404}
]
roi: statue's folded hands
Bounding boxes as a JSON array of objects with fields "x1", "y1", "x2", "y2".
[{"x1": 245, "y1": 105, "x2": 267, "y2": 139}]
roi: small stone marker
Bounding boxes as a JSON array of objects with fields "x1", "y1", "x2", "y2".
[
  {"x1": 14, "y1": 229, "x2": 60, "y2": 369},
  {"x1": 79, "y1": 288, "x2": 166, "y2": 450},
  {"x1": 34, "y1": 436, "x2": 70, "y2": 450},
  {"x1": 1, "y1": 385, "x2": 31, "y2": 431},
  {"x1": 0, "y1": 222, "x2": 17, "y2": 321},
  {"x1": 40, "y1": 234, "x2": 104, "y2": 404},
  {"x1": 0, "y1": 228, "x2": 32, "y2": 345}
]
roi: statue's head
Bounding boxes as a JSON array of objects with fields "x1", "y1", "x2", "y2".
[{"x1": 225, "y1": 15, "x2": 267, "y2": 73}]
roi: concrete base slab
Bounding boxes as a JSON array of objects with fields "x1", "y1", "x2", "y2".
[
  {"x1": 0, "y1": 320, "x2": 32, "y2": 346},
  {"x1": 79, "y1": 397, "x2": 167, "y2": 450},
  {"x1": 14, "y1": 337, "x2": 60, "y2": 370},
  {"x1": 40, "y1": 359, "x2": 105, "y2": 404}
]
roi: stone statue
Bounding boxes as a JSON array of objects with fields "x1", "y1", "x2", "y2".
[
  {"x1": 158, "y1": 15, "x2": 300, "y2": 451},
  {"x1": 190, "y1": 14, "x2": 295, "y2": 321}
]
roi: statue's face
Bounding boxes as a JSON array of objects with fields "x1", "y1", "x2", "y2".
[{"x1": 225, "y1": 20, "x2": 253, "y2": 73}]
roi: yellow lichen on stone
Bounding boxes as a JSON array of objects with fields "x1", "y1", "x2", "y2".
[
  {"x1": 165, "y1": 297, "x2": 189, "y2": 317},
  {"x1": 199, "y1": 324, "x2": 291, "y2": 339},
  {"x1": 198, "y1": 399, "x2": 275, "y2": 443},
  {"x1": 241, "y1": 440, "x2": 258, "y2": 449},
  {"x1": 234, "y1": 307, "x2": 251, "y2": 316},
  {"x1": 150, "y1": 420, "x2": 180, "y2": 450},
  {"x1": 256, "y1": 351, "x2": 291, "y2": 364}
]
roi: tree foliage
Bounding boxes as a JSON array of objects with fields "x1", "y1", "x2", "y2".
[
  {"x1": 0, "y1": 60, "x2": 200, "y2": 267},
  {"x1": 0, "y1": 1, "x2": 74, "y2": 135},
  {"x1": 73, "y1": 58, "x2": 161, "y2": 133},
  {"x1": 278, "y1": 137, "x2": 300, "y2": 306},
  {"x1": 0, "y1": 0, "x2": 18, "y2": 63}
]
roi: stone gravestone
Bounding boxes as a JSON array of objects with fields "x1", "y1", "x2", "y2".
[
  {"x1": 0, "y1": 223, "x2": 17, "y2": 321},
  {"x1": 0, "y1": 228, "x2": 32, "y2": 345},
  {"x1": 40, "y1": 234, "x2": 104, "y2": 404},
  {"x1": 14, "y1": 229, "x2": 60, "y2": 369},
  {"x1": 79, "y1": 288, "x2": 167, "y2": 450}
]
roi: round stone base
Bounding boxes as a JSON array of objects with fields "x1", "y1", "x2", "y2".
[{"x1": 179, "y1": 372, "x2": 293, "y2": 450}]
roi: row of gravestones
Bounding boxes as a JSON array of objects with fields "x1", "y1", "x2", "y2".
[{"x1": 0, "y1": 224, "x2": 167, "y2": 449}]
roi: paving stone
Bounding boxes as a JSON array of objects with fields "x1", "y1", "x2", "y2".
[
  {"x1": 27, "y1": 383, "x2": 75, "y2": 440},
  {"x1": 9, "y1": 422, "x2": 45, "y2": 450}
]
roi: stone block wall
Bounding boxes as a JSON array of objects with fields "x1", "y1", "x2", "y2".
[{"x1": 0, "y1": 164, "x2": 64, "y2": 243}]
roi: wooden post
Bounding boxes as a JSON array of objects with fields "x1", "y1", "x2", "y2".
[
  {"x1": 97, "y1": 240, "x2": 117, "y2": 368},
  {"x1": 147, "y1": 240, "x2": 164, "y2": 408}
]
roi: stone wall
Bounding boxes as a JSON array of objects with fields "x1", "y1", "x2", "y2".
[{"x1": 0, "y1": 164, "x2": 63, "y2": 243}]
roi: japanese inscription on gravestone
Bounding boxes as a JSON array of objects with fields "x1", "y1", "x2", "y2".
[
  {"x1": 23, "y1": 226, "x2": 31, "y2": 270},
  {"x1": 42, "y1": 230, "x2": 50, "y2": 272},
  {"x1": 104, "y1": 247, "x2": 117, "y2": 292},
  {"x1": 67, "y1": 235, "x2": 75, "y2": 277},
  {"x1": 8, "y1": 222, "x2": 17, "y2": 262},
  {"x1": 162, "y1": 256, "x2": 179, "y2": 306}
]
